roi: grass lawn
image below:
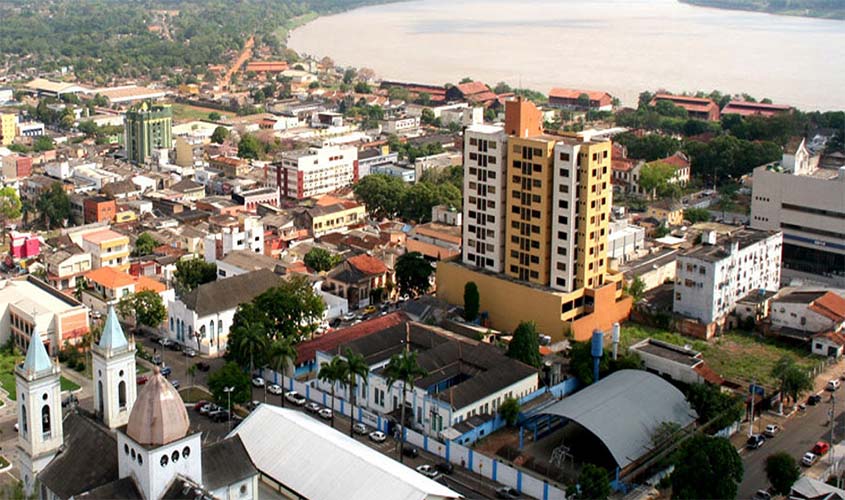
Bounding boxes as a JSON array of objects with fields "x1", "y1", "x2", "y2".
[
  {"x1": 179, "y1": 387, "x2": 212, "y2": 404},
  {"x1": 0, "y1": 351, "x2": 81, "y2": 400},
  {"x1": 621, "y1": 324, "x2": 817, "y2": 386},
  {"x1": 170, "y1": 103, "x2": 226, "y2": 122}
]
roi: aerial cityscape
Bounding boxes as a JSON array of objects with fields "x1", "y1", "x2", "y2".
[{"x1": 0, "y1": 0, "x2": 843, "y2": 499}]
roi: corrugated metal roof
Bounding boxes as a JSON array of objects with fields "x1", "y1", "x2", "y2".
[
  {"x1": 540, "y1": 370, "x2": 696, "y2": 469},
  {"x1": 233, "y1": 406, "x2": 461, "y2": 500}
]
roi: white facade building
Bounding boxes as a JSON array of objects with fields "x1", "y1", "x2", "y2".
[
  {"x1": 461, "y1": 125, "x2": 507, "y2": 273},
  {"x1": 549, "y1": 141, "x2": 580, "y2": 293},
  {"x1": 273, "y1": 146, "x2": 358, "y2": 200},
  {"x1": 673, "y1": 228, "x2": 783, "y2": 324},
  {"x1": 381, "y1": 116, "x2": 421, "y2": 135},
  {"x1": 203, "y1": 217, "x2": 264, "y2": 263}
]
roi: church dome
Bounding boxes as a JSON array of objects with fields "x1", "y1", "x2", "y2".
[{"x1": 126, "y1": 367, "x2": 189, "y2": 446}]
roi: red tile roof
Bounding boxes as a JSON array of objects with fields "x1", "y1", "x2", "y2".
[
  {"x1": 470, "y1": 91, "x2": 499, "y2": 104},
  {"x1": 693, "y1": 362, "x2": 724, "y2": 386},
  {"x1": 295, "y1": 312, "x2": 408, "y2": 365},
  {"x1": 457, "y1": 81, "x2": 491, "y2": 97},
  {"x1": 650, "y1": 93, "x2": 718, "y2": 114},
  {"x1": 653, "y1": 151, "x2": 690, "y2": 170},
  {"x1": 810, "y1": 292, "x2": 845, "y2": 323},
  {"x1": 814, "y1": 330, "x2": 845, "y2": 347},
  {"x1": 347, "y1": 254, "x2": 389, "y2": 275},
  {"x1": 722, "y1": 100, "x2": 792, "y2": 117},
  {"x1": 549, "y1": 88, "x2": 611, "y2": 101}
]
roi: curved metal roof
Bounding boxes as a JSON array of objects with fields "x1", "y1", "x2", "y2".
[{"x1": 540, "y1": 370, "x2": 697, "y2": 469}]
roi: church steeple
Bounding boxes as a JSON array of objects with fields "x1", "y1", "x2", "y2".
[
  {"x1": 15, "y1": 328, "x2": 63, "y2": 496},
  {"x1": 92, "y1": 305, "x2": 137, "y2": 429}
]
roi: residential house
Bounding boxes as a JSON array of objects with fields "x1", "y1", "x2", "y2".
[
  {"x1": 80, "y1": 229, "x2": 131, "y2": 272},
  {"x1": 9, "y1": 231, "x2": 40, "y2": 260},
  {"x1": 82, "y1": 266, "x2": 172, "y2": 316},
  {"x1": 548, "y1": 88, "x2": 614, "y2": 111},
  {"x1": 169, "y1": 179, "x2": 206, "y2": 201},
  {"x1": 324, "y1": 254, "x2": 393, "y2": 310},
  {"x1": 209, "y1": 156, "x2": 249, "y2": 178},
  {"x1": 629, "y1": 338, "x2": 723, "y2": 386},
  {"x1": 646, "y1": 200, "x2": 685, "y2": 226},
  {"x1": 83, "y1": 196, "x2": 117, "y2": 224},
  {"x1": 293, "y1": 199, "x2": 366, "y2": 238},
  {"x1": 43, "y1": 245, "x2": 92, "y2": 291},
  {"x1": 406, "y1": 223, "x2": 461, "y2": 260},
  {"x1": 203, "y1": 216, "x2": 264, "y2": 263},
  {"x1": 166, "y1": 269, "x2": 283, "y2": 356},
  {"x1": 770, "y1": 290, "x2": 845, "y2": 339}
]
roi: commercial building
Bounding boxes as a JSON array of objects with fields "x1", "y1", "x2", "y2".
[
  {"x1": 203, "y1": 216, "x2": 264, "y2": 263},
  {"x1": 750, "y1": 151, "x2": 845, "y2": 276},
  {"x1": 273, "y1": 146, "x2": 358, "y2": 200},
  {"x1": 80, "y1": 229, "x2": 131, "y2": 272},
  {"x1": 0, "y1": 113, "x2": 16, "y2": 145},
  {"x1": 380, "y1": 115, "x2": 421, "y2": 135},
  {"x1": 83, "y1": 196, "x2": 117, "y2": 224},
  {"x1": 548, "y1": 88, "x2": 613, "y2": 111},
  {"x1": 0, "y1": 276, "x2": 89, "y2": 354},
  {"x1": 649, "y1": 93, "x2": 720, "y2": 121},
  {"x1": 673, "y1": 228, "x2": 782, "y2": 325},
  {"x1": 439, "y1": 98, "x2": 631, "y2": 340},
  {"x1": 124, "y1": 102, "x2": 172, "y2": 164},
  {"x1": 293, "y1": 198, "x2": 366, "y2": 238}
]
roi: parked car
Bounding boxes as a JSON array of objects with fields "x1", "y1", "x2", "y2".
[
  {"x1": 285, "y1": 391, "x2": 306, "y2": 406},
  {"x1": 369, "y1": 430, "x2": 387, "y2": 443},
  {"x1": 753, "y1": 490, "x2": 772, "y2": 500},
  {"x1": 182, "y1": 347, "x2": 197, "y2": 358},
  {"x1": 435, "y1": 462, "x2": 454, "y2": 475},
  {"x1": 209, "y1": 410, "x2": 229, "y2": 423},
  {"x1": 362, "y1": 305, "x2": 377, "y2": 315},
  {"x1": 195, "y1": 361, "x2": 210, "y2": 372},
  {"x1": 193, "y1": 400, "x2": 209, "y2": 412},
  {"x1": 200, "y1": 403, "x2": 221, "y2": 416},
  {"x1": 267, "y1": 383, "x2": 283, "y2": 395},
  {"x1": 808, "y1": 394, "x2": 822, "y2": 405},
  {"x1": 352, "y1": 423, "x2": 369, "y2": 435},
  {"x1": 329, "y1": 318, "x2": 342, "y2": 328},
  {"x1": 402, "y1": 446, "x2": 419, "y2": 458},
  {"x1": 305, "y1": 402, "x2": 321, "y2": 413},
  {"x1": 416, "y1": 464, "x2": 438, "y2": 478},
  {"x1": 170, "y1": 379, "x2": 181, "y2": 390},
  {"x1": 136, "y1": 375, "x2": 149, "y2": 385},
  {"x1": 828, "y1": 380, "x2": 841, "y2": 391},
  {"x1": 152, "y1": 355, "x2": 163, "y2": 366},
  {"x1": 496, "y1": 487, "x2": 521, "y2": 499},
  {"x1": 812, "y1": 441, "x2": 830, "y2": 455},
  {"x1": 251, "y1": 376, "x2": 265, "y2": 388},
  {"x1": 802, "y1": 452, "x2": 818, "y2": 467},
  {"x1": 318, "y1": 408, "x2": 333, "y2": 420},
  {"x1": 157, "y1": 338, "x2": 174, "y2": 348},
  {"x1": 342, "y1": 312, "x2": 356, "y2": 321},
  {"x1": 746, "y1": 435, "x2": 766, "y2": 450},
  {"x1": 764, "y1": 424, "x2": 779, "y2": 437},
  {"x1": 160, "y1": 366, "x2": 172, "y2": 377}
]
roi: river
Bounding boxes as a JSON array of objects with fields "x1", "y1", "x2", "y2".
[{"x1": 289, "y1": 0, "x2": 845, "y2": 110}]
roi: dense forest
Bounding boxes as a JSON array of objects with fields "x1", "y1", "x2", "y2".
[
  {"x1": 678, "y1": 0, "x2": 845, "y2": 19},
  {"x1": 0, "y1": 0, "x2": 393, "y2": 81}
]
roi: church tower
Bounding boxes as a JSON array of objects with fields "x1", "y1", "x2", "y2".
[
  {"x1": 15, "y1": 329, "x2": 63, "y2": 496},
  {"x1": 92, "y1": 306, "x2": 137, "y2": 429}
]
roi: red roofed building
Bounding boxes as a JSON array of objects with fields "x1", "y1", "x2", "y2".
[
  {"x1": 549, "y1": 88, "x2": 614, "y2": 111},
  {"x1": 649, "y1": 93, "x2": 720, "y2": 121},
  {"x1": 771, "y1": 290, "x2": 845, "y2": 340},
  {"x1": 245, "y1": 61, "x2": 289, "y2": 73},
  {"x1": 446, "y1": 81, "x2": 499, "y2": 106},
  {"x1": 324, "y1": 254, "x2": 394, "y2": 310},
  {"x1": 721, "y1": 100, "x2": 792, "y2": 118}
]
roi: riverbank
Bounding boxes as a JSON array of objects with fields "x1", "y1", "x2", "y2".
[{"x1": 678, "y1": 0, "x2": 845, "y2": 20}]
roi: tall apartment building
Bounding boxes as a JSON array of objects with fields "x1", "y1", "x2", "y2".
[
  {"x1": 124, "y1": 102, "x2": 172, "y2": 164},
  {"x1": 673, "y1": 228, "x2": 782, "y2": 325},
  {"x1": 272, "y1": 146, "x2": 358, "y2": 200},
  {"x1": 751, "y1": 156, "x2": 845, "y2": 276},
  {"x1": 0, "y1": 113, "x2": 16, "y2": 146},
  {"x1": 440, "y1": 98, "x2": 630, "y2": 340}
]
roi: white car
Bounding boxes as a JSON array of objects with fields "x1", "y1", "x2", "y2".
[
  {"x1": 251, "y1": 377, "x2": 265, "y2": 388},
  {"x1": 318, "y1": 408, "x2": 333, "y2": 420},
  {"x1": 802, "y1": 452, "x2": 818, "y2": 467},
  {"x1": 342, "y1": 312, "x2": 356, "y2": 321},
  {"x1": 369, "y1": 430, "x2": 387, "y2": 443},
  {"x1": 764, "y1": 424, "x2": 779, "y2": 437},
  {"x1": 285, "y1": 391, "x2": 306, "y2": 406},
  {"x1": 267, "y1": 383, "x2": 283, "y2": 395},
  {"x1": 416, "y1": 464, "x2": 438, "y2": 478},
  {"x1": 828, "y1": 380, "x2": 841, "y2": 391}
]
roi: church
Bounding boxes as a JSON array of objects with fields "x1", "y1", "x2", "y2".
[{"x1": 15, "y1": 306, "x2": 259, "y2": 499}]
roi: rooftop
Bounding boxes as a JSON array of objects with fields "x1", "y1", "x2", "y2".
[
  {"x1": 82, "y1": 229, "x2": 128, "y2": 245},
  {"x1": 296, "y1": 312, "x2": 408, "y2": 365},
  {"x1": 630, "y1": 338, "x2": 702, "y2": 367},
  {"x1": 680, "y1": 228, "x2": 780, "y2": 263},
  {"x1": 549, "y1": 88, "x2": 611, "y2": 101},
  {"x1": 181, "y1": 269, "x2": 283, "y2": 317}
]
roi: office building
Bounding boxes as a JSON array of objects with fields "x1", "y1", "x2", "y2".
[{"x1": 124, "y1": 102, "x2": 172, "y2": 164}]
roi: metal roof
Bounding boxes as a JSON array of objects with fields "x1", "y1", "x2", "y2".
[
  {"x1": 539, "y1": 370, "x2": 696, "y2": 469},
  {"x1": 233, "y1": 405, "x2": 461, "y2": 500}
]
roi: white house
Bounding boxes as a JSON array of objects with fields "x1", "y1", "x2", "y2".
[
  {"x1": 770, "y1": 290, "x2": 845, "y2": 335},
  {"x1": 203, "y1": 217, "x2": 264, "y2": 263},
  {"x1": 166, "y1": 270, "x2": 283, "y2": 356}
]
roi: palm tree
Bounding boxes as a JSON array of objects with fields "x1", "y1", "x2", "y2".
[
  {"x1": 268, "y1": 337, "x2": 297, "y2": 407},
  {"x1": 318, "y1": 356, "x2": 346, "y2": 429},
  {"x1": 384, "y1": 351, "x2": 428, "y2": 463},
  {"x1": 233, "y1": 322, "x2": 267, "y2": 375},
  {"x1": 343, "y1": 348, "x2": 369, "y2": 437}
]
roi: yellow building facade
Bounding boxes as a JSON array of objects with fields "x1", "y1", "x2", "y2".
[{"x1": 0, "y1": 113, "x2": 16, "y2": 146}]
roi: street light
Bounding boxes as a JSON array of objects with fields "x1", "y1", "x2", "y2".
[{"x1": 223, "y1": 386, "x2": 234, "y2": 432}]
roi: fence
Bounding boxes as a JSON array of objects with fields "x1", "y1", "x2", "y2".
[{"x1": 260, "y1": 369, "x2": 567, "y2": 500}]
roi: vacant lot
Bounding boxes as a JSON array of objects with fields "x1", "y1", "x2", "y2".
[
  {"x1": 170, "y1": 103, "x2": 226, "y2": 122},
  {"x1": 621, "y1": 324, "x2": 817, "y2": 386}
]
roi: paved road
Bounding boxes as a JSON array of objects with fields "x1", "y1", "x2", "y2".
[{"x1": 739, "y1": 391, "x2": 844, "y2": 498}]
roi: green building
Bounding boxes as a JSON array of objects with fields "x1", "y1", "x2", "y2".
[{"x1": 125, "y1": 102, "x2": 172, "y2": 164}]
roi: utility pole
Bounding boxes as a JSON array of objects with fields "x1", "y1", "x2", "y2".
[{"x1": 748, "y1": 380, "x2": 756, "y2": 437}]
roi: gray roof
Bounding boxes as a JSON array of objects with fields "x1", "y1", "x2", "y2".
[
  {"x1": 791, "y1": 476, "x2": 845, "y2": 500},
  {"x1": 202, "y1": 435, "x2": 257, "y2": 490},
  {"x1": 540, "y1": 370, "x2": 696, "y2": 469},
  {"x1": 78, "y1": 477, "x2": 142, "y2": 499},
  {"x1": 180, "y1": 269, "x2": 283, "y2": 317}
]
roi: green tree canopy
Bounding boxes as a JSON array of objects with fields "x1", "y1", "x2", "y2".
[
  {"x1": 133, "y1": 232, "x2": 158, "y2": 257},
  {"x1": 208, "y1": 361, "x2": 251, "y2": 406},
  {"x1": 463, "y1": 281, "x2": 480, "y2": 322},
  {"x1": 615, "y1": 133, "x2": 681, "y2": 161},
  {"x1": 771, "y1": 356, "x2": 812, "y2": 404},
  {"x1": 625, "y1": 276, "x2": 646, "y2": 303},
  {"x1": 638, "y1": 161, "x2": 677, "y2": 198},
  {"x1": 237, "y1": 133, "x2": 262, "y2": 160},
  {"x1": 0, "y1": 187, "x2": 22, "y2": 242},
  {"x1": 684, "y1": 207, "x2": 711, "y2": 224},
  {"x1": 208, "y1": 112, "x2": 221, "y2": 121},
  {"x1": 353, "y1": 174, "x2": 407, "y2": 219},
  {"x1": 117, "y1": 290, "x2": 166, "y2": 329},
  {"x1": 765, "y1": 452, "x2": 800, "y2": 495},
  {"x1": 685, "y1": 383, "x2": 744, "y2": 430},
  {"x1": 33, "y1": 135, "x2": 55, "y2": 152},
  {"x1": 671, "y1": 435, "x2": 743, "y2": 499},
  {"x1": 36, "y1": 182, "x2": 71, "y2": 229},
  {"x1": 506, "y1": 321, "x2": 542, "y2": 368},
  {"x1": 571, "y1": 464, "x2": 611, "y2": 500},
  {"x1": 384, "y1": 350, "x2": 428, "y2": 462},
  {"x1": 211, "y1": 126, "x2": 229, "y2": 144},
  {"x1": 498, "y1": 397, "x2": 520, "y2": 426},
  {"x1": 395, "y1": 252, "x2": 433, "y2": 297},
  {"x1": 174, "y1": 259, "x2": 217, "y2": 295},
  {"x1": 304, "y1": 247, "x2": 342, "y2": 272}
]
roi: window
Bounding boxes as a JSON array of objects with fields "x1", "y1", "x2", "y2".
[
  {"x1": 161, "y1": 455, "x2": 169, "y2": 467},
  {"x1": 172, "y1": 450, "x2": 180, "y2": 463},
  {"x1": 118, "y1": 381, "x2": 127, "y2": 409},
  {"x1": 41, "y1": 404, "x2": 51, "y2": 438},
  {"x1": 182, "y1": 446, "x2": 191, "y2": 459},
  {"x1": 559, "y1": 152, "x2": 570, "y2": 162}
]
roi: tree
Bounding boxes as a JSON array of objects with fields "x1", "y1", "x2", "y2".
[
  {"x1": 304, "y1": 247, "x2": 342, "y2": 272},
  {"x1": 570, "y1": 464, "x2": 611, "y2": 500},
  {"x1": 354, "y1": 81, "x2": 371, "y2": 94},
  {"x1": 237, "y1": 133, "x2": 262, "y2": 160},
  {"x1": 318, "y1": 356, "x2": 346, "y2": 428},
  {"x1": 252, "y1": 275, "x2": 325, "y2": 341},
  {"x1": 208, "y1": 112, "x2": 221, "y2": 121},
  {"x1": 577, "y1": 93, "x2": 591, "y2": 109},
  {"x1": 343, "y1": 348, "x2": 369, "y2": 437},
  {"x1": 74, "y1": 277, "x2": 88, "y2": 302},
  {"x1": 117, "y1": 290, "x2": 166, "y2": 329},
  {"x1": 506, "y1": 321, "x2": 542, "y2": 368},
  {"x1": 353, "y1": 174, "x2": 407, "y2": 219},
  {"x1": 638, "y1": 162, "x2": 677, "y2": 199},
  {"x1": 384, "y1": 350, "x2": 427, "y2": 463},
  {"x1": 684, "y1": 207, "x2": 711, "y2": 224},
  {"x1": 173, "y1": 259, "x2": 217, "y2": 295},
  {"x1": 0, "y1": 187, "x2": 22, "y2": 244},
  {"x1": 230, "y1": 319, "x2": 267, "y2": 375},
  {"x1": 671, "y1": 435, "x2": 743, "y2": 499},
  {"x1": 765, "y1": 452, "x2": 800, "y2": 495},
  {"x1": 463, "y1": 281, "x2": 480, "y2": 322},
  {"x1": 625, "y1": 276, "x2": 646, "y2": 303},
  {"x1": 420, "y1": 108, "x2": 436, "y2": 125},
  {"x1": 499, "y1": 397, "x2": 520, "y2": 426},
  {"x1": 211, "y1": 126, "x2": 229, "y2": 144},
  {"x1": 208, "y1": 362, "x2": 251, "y2": 406},
  {"x1": 395, "y1": 252, "x2": 433, "y2": 297},
  {"x1": 343, "y1": 68, "x2": 357, "y2": 84},
  {"x1": 133, "y1": 232, "x2": 157, "y2": 256},
  {"x1": 33, "y1": 135, "x2": 55, "y2": 152},
  {"x1": 771, "y1": 356, "x2": 812, "y2": 407},
  {"x1": 187, "y1": 364, "x2": 198, "y2": 388},
  {"x1": 268, "y1": 336, "x2": 296, "y2": 407},
  {"x1": 36, "y1": 182, "x2": 71, "y2": 229},
  {"x1": 685, "y1": 383, "x2": 744, "y2": 431}
]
